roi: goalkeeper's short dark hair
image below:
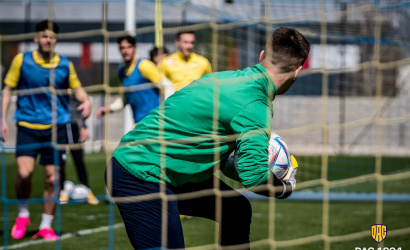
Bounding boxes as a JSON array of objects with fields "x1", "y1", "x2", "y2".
[
  {"x1": 117, "y1": 35, "x2": 137, "y2": 46},
  {"x1": 36, "y1": 20, "x2": 60, "y2": 34},
  {"x1": 263, "y1": 27, "x2": 310, "y2": 73}
]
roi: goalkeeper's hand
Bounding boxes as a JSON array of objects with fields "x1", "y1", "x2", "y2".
[
  {"x1": 278, "y1": 155, "x2": 298, "y2": 199},
  {"x1": 285, "y1": 155, "x2": 298, "y2": 190}
]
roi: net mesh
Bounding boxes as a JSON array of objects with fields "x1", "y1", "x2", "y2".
[{"x1": 0, "y1": 0, "x2": 409, "y2": 249}]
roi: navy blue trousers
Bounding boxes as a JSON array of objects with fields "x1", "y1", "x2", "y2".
[{"x1": 106, "y1": 157, "x2": 252, "y2": 250}]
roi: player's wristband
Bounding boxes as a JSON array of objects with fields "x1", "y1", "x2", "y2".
[{"x1": 277, "y1": 181, "x2": 293, "y2": 199}]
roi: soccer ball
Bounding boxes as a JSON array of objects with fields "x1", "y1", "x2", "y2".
[
  {"x1": 63, "y1": 180, "x2": 75, "y2": 195},
  {"x1": 267, "y1": 133, "x2": 292, "y2": 180},
  {"x1": 70, "y1": 184, "x2": 90, "y2": 200},
  {"x1": 232, "y1": 133, "x2": 292, "y2": 180}
]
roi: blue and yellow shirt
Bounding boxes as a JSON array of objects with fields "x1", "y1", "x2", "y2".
[
  {"x1": 120, "y1": 56, "x2": 163, "y2": 123},
  {"x1": 4, "y1": 51, "x2": 81, "y2": 129},
  {"x1": 158, "y1": 50, "x2": 212, "y2": 91}
]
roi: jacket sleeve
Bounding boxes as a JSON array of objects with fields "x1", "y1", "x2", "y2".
[
  {"x1": 139, "y1": 59, "x2": 163, "y2": 84},
  {"x1": 229, "y1": 101, "x2": 272, "y2": 188}
]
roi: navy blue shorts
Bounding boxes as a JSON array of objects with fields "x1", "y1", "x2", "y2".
[
  {"x1": 16, "y1": 124, "x2": 67, "y2": 166},
  {"x1": 106, "y1": 157, "x2": 184, "y2": 250},
  {"x1": 106, "y1": 157, "x2": 252, "y2": 249}
]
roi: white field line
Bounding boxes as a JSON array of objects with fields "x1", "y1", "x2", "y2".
[{"x1": 0, "y1": 223, "x2": 124, "y2": 250}]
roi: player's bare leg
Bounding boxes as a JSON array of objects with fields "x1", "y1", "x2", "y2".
[
  {"x1": 43, "y1": 164, "x2": 57, "y2": 216},
  {"x1": 31, "y1": 164, "x2": 59, "y2": 241},
  {"x1": 16, "y1": 156, "x2": 35, "y2": 199},
  {"x1": 12, "y1": 156, "x2": 35, "y2": 239}
]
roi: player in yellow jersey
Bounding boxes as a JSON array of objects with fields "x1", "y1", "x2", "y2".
[
  {"x1": 2, "y1": 20, "x2": 91, "y2": 241},
  {"x1": 158, "y1": 31, "x2": 212, "y2": 91}
]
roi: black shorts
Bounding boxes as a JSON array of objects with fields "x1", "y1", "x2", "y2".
[{"x1": 16, "y1": 124, "x2": 67, "y2": 166}]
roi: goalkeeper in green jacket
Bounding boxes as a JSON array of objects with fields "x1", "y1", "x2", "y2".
[{"x1": 106, "y1": 27, "x2": 310, "y2": 249}]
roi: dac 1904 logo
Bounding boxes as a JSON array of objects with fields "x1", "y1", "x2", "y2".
[
  {"x1": 355, "y1": 224, "x2": 401, "y2": 250},
  {"x1": 355, "y1": 248, "x2": 401, "y2": 250},
  {"x1": 371, "y1": 224, "x2": 387, "y2": 243}
]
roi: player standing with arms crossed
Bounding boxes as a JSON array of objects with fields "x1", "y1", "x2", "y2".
[
  {"x1": 158, "y1": 31, "x2": 212, "y2": 91},
  {"x1": 106, "y1": 27, "x2": 310, "y2": 249},
  {"x1": 2, "y1": 20, "x2": 91, "y2": 241}
]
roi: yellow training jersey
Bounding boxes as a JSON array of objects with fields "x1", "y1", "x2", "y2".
[
  {"x1": 4, "y1": 51, "x2": 81, "y2": 129},
  {"x1": 158, "y1": 50, "x2": 211, "y2": 91}
]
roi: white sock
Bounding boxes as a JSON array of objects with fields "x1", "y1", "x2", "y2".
[
  {"x1": 17, "y1": 203, "x2": 29, "y2": 218},
  {"x1": 39, "y1": 213, "x2": 54, "y2": 229}
]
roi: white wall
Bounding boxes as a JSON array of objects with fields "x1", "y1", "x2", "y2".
[{"x1": 3, "y1": 94, "x2": 409, "y2": 156}]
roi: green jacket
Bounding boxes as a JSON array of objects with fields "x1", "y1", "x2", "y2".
[{"x1": 113, "y1": 64, "x2": 276, "y2": 188}]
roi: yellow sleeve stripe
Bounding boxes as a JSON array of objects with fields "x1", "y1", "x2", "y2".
[
  {"x1": 4, "y1": 53, "x2": 24, "y2": 88},
  {"x1": 69, "y1": 61, "x2": 81, "y2": 89},
  {"x1": 138, "y1": 59, "x2": 163, "y2": 83}
]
